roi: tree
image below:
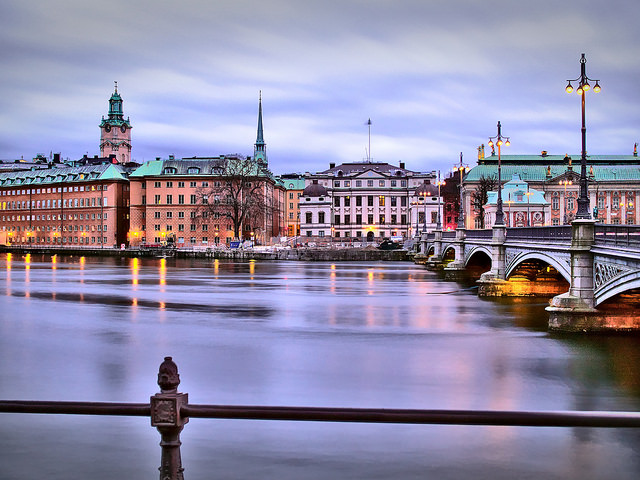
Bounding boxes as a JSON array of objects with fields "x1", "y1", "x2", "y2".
[
  {"x1": 471, "y1": 175, "x2": 497, "y2": 228},
  {"x1": 195, "y1": 156, "x2": 274, "y2": 241}
]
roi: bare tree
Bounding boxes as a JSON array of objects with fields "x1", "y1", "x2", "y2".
[
  {"x1": 471, "y1": 175, "x2": 497, "y2": 228},
  {"x1": 195, "y1": 156, "x2": 273, "y2": 241}
]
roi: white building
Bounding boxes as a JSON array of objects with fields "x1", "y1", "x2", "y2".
[{"x1": 299, "y1": 162, "x2": 436, "y2": 242}]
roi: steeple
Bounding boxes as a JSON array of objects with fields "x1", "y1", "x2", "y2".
[
  {"x1": 99, "y1": 82, "x2": 132, "y2": 164},
  {"x1": 254, "y1": 91, "x2": 267, "y2": 169}
]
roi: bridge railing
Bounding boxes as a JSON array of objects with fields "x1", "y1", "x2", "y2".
[
  {"x1": 442, "y1": 231, "x2": 456, "y2": 239},
  {"x1": 2, "y1": 356, "x2": 640, "y2": 479},
  {"x1": 505, "y1": 226, "x2": 572, "y2": 242},
  {"x1": 595, "y1": 225, "x2": 640, "y2": 249},
  {"x1": 464, "y1": 229, "x2": 493, "y2": 240}
]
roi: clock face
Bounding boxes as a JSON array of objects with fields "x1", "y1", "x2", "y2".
[
  {"x1": 120, "y1": 124, "x2": 127, "y2": 133},
  {"x1": 104, "y1": 124, "x2": 111, "y2": 133}
]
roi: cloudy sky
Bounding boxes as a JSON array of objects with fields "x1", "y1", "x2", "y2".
[{"x1": 1, "y1": 0, "x2": 639, "y2": 176}]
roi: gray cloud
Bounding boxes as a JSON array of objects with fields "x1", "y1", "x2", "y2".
[{"x1": 1, "y1": 0, "x2": 639, "y2": 174}]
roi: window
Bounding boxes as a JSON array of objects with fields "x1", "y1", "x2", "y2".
[
  {"x1": 190, "y1": 182, "x2": 197, "y2": 188},
  {"x1": 567, "y1": 197, "x2": 575, "y2": 211},
  {"x1": 401, "y1": 214, "x2": 407, "y2": 225},
  {"x1": 166, "y1": 212, "x2": 173, "y2": 219},
  {"x1": 178, "y1": 195, "x2": 184, "y2": 204},
  {"x1": 318, "y1": 212, "x2": 325, "y2": 223},
  {"x1": 355, "y1": 180, "x2": 362, "y2": 187},
  {"x1": 178, "y1": 211, "x2": 185, "y2": 219},
  {"x1": 318, "y1": 231, "x2": 325, "y2": 237},
  {"x1": 166, "y1": 195, "x2": 173, "y2": 205},
  {"x1": 368, "y1": 214, "x2": 374, "y2": 224},
  {"x1": 190, "y1": 194, "x2": 197, "y2": 204},
  {"x1": 202, "y1": 225, "x2": 208, "y2": 231},
  {"x1": 178, "y1": 182, "x2": 185, "y2": 188},
  {"x1": 344, "y1": 196, "x2": 350, "y2": 207},
  {"x1": 391, "y1": 180, "x2": 397, "y2": 187},
  {"x1": 597, "y1": 196, "x2": 605, "y2": 210},
  {"x1": 154, "y1": 212, "x2": 161, "y2": 219},
  {"x1": 345, "y1": 181, "x2": 350, "y2": 187},
  {"x1": 141, "y1": 195, "x2": 146, "y2": 205},
  {"x1": 154, "y1": 182, "x2": 161, "y2": 188},
  {"x1": 401, "y1": 197, "x2": 407, "y2": 207},
  {"x1": 306, "y1": 212, "x2": 312, "y2": 223},
  {"x1": 334, "y1": 197, "x2": 340, "y2": 207},
  {"x1": 552, "y1": 195, "x2": 559, "y2": 210},
  {"x1": 367, "y1": 180, "x2": 374, "y2": 187},
  {"x1": 289, "y1": 192, "x2": 294, "y2": 199},
  {"x1": 355, "y1": 196, "x2": 362, "y2": 207},
  {"x1": 334, "y1": 181, "x2": 340, "y2": 187},
  {"x1": 344, "y1": 214, "x2": 351, "y2": 224},
  {"x1": 379, "y1": 196, "x2": 385, "y2": 207},
  {"x1": 379, "y1": 214, "x2": 385, "y2": 224},
  {"x1": 166, "y1": 182, "x2": 173, "y2": 188},
  {"x1": 154, "y1": 224, "x2": 161, "y2": 231},
  {"x1": 367, "y1": 196, "x2": 374, "y2": 207},
  {"x1": 334, "y1": 214, "x2": 340, "y2": 225},
  {"x1": 379, "y1": 180, "x2": 385, "y2": 187},
  {"x1": 356, "y1": 214, "x2": 362, "y2": 224},
  {"x1": 154, "y1": 195, "x2": 161, "y2": 205},
  {"x1": 401, "y1": 180, "x2": 407, "y2": 187},
  {"x1": 191, "y1": 224, "x2": 197, "y2": 231},
  {"x1": 391, "y1": 214, "x2": 397, "y2": 224},
  {"x1": 390, "y1": 196, "x2": 397, "y2": 207}
]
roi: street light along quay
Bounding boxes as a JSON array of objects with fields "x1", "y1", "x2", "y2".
[
  {"x1": 565, "y1": 53, "x2": 601, "y2": 219},
  {"x1": 488, "y1": 121, "x2": 510, "y2": 226},
  {"x1": 453, "y1": 153, "x2": 469, "y2": 229}
]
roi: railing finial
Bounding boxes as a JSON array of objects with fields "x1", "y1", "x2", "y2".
[{"x1": 158, "y1": 356, "x2": 180, "y2": 393}]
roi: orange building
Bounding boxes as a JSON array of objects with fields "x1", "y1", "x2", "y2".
[{"x1": 0, "y1": 163, "x2": 130, "y2": 246}]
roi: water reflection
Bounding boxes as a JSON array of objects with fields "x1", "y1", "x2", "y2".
[{"x1": 1, "y1": 254, "x2": 640, "y2": 479}]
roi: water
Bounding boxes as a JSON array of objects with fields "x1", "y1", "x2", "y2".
[{"x1": 1, "y1": 253, "x2": 640, "y2": 479}]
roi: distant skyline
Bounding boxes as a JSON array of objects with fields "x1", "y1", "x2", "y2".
[{"x1": 1, "y1": 0, "x2": 639, "y2": 176}]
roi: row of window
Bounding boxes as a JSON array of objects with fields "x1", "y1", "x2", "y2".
[
  {"x1": 2, "y1": 224, "x2": 107, "y2": 232},
  {"x1": 332, "y1": 180, "x2": 408, "y2": 188},
  {"x1": 2, "y1": 213, "x2": 107, "y2": 222},
  {"x1": 152, "y1": 224, "x2": 215, "y2": 232},
  {"x1": 144, "y1": 181, "x2": 212, "y2": 189},
  {"x1": 1, "y1": 196, "x2": 107, "y2": 210},
  {"x1": 331, "y1": 195, "x2": 409, "y2": 207},
  {"x1": 0, "y1": 185, "x2": 107, "y2": 196},
  {"x1": 13, "y1": 236, "x2": 108, "y2": 244},
  {"x1": 305, "y1": 212, "x2": 408, "y2": 225}
]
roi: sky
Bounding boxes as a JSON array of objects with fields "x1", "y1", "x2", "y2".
[{"x1": 1, "y1": 0, "x2": 639, "y2": 177}]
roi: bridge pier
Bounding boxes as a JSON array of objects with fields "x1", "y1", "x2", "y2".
[
  {"x1": 477, "y1": 225, "x2": 508, "y2": 295},
  {"x1": 424, "y1": 230, "x2": 444, "y2": 270},
  {"x1": 443, "y1": 228, "x2": 467, "y2": 280}
]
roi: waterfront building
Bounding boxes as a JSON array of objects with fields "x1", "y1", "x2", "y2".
[
  {"x1": 99, "y1": 83, "x2": 132, "y2": 164},
  {"x1": 483, "y1": 174, "x2": 550, "y2": 228},
  {"x1": 279, "y1": 174, "x2": 305, "y2": 237},
  {"x1": 463, "y1": 151, "x2": 640, "y2": 228},
  {"x1": 300, "y1": 162, "x2": 436, "y2": 242},
  {"x1": 0, "y1": 163, "x2": 130, "y2": 246}
]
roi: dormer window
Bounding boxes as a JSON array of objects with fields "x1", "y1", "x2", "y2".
[
  {"x1": 163, "y1": 167, "x2": 177, "y2": 174},
  {"x1": 187, "y1": 167, "x2": 200, "y2": 174},
  {"x1": 337, "y1": 170, "x2": 344, "y2": 177}
]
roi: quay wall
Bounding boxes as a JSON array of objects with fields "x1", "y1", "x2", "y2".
[{"x1": 0, "y1": 246, "x2": 409, "y2": 262}]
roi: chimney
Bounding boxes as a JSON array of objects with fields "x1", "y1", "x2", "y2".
[
  {"x1": 169, "y1": 154, "x2": 175, "y2": 160},
  {"x1": 541, "y1": 151, "x2": 548, "y2": 157},
  {"x1": 399, "y1": 161, "x2": 405, "y2": 169},
  {"x1": 329, "y1": 162, "x2": 335, "y2": 169}
]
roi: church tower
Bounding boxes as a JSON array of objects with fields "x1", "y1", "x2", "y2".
[
  {"x1": 254, "y1": 91, "x2": 267, "y2": 170},
  {"x1": 99, "y1": 82, "x2": 132, "y2": 164}
]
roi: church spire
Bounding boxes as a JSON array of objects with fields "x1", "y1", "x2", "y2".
[
  {"x1": 255, "y1": 90, "x2": 265, "y2": 149},
  {"x1": 254, "y1": 91, "x2": 267, "y2": 169}
]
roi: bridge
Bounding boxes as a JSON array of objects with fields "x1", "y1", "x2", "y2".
[{"x1": 418, "y1": 221, "x2": 640, "y2": 332}]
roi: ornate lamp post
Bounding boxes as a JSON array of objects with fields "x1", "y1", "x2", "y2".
[
  {"x1": 487, "y1": 121, "x2": 510, "y2": 226},
  {"x1": 565, "y1": 53, "x2": 601, "y2": 219},
  {"x1": 436, "y1": 171, "x2": 445, "y2": 230},
  {"x1": 560, "y1": 179, "x2": 573, "y2": 224},
  {"x1": 453, "y1": 152, "x2": 469, "y2": 229}
]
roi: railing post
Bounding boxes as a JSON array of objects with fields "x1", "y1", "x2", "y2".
[{"x1": 151, "y1": 356, "x2": 189, "y2": 480}]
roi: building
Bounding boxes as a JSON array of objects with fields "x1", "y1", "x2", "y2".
[
  {"x1": 463, "y1": 151, "x2": 640, "y2": 228},
  {"x1": 0, "y1": 163, "x2": 130, "y2": 246},
  {"x1": 279, "y1": 174, "x2": 305, "y2": 237},
  {"x1": 99, "y1": 83, "x2": 132, "y2": 164},
  {"x1": 300, "y1": 161, "x2": 435, "y2": 242},
  {"x1": 483, "y1": 174, "x2": 549, "y2": 227}
]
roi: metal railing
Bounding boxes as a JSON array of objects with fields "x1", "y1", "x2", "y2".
[
  {"x1": 595, "y1": 225, "x2": 640, "y2": 248},
  {"x1": 464, "y1": 229, "x2": 493, "y2": 239},
  {"x1": 505, "y1": 225, "x2": 572, "y2": 242},
  {"x1": 2, "y1": 356, "x2": 640, "y2": 479}
]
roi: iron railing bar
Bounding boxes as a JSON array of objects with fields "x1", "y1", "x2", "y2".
[
  {"x1": 3, "y1": 400, "x2": 640, "y2": 428},
  {"x1": 181, "y1": 404, "x2": 640, "y2": 428},
  {"x1": 0, "y1": 400, "x2": 150, "y2": 416}
]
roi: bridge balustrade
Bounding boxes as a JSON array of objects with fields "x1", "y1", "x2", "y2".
[
  {"x1": 464, "y1": 229, "x2": 493, "y2": 240},
  {"x1": 595, "y1": 225, "x2": 640, "y2": 249},
  {"x1": 441, "y1": 231, "x2": 456, "y2": 239},
  {"x1": 505, "y1": 226, "x2": 572, "y2": 242}
]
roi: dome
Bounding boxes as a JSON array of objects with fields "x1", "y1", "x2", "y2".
[
  {"x1": 415, "y1": 181, "x2": 438, "y2": 196},
  {"x1": 303, "y1": 179, "x2": 328, "y2": 197}
]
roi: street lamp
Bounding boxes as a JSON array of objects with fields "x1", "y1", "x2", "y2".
[
  {"x1": 565, "y1": 53, "x2": 601, "y2": 219},
  {"x1": 453, "y1": 152, "x2": 469, "y2": 229},
  {"x1": 436, "y1": 172, "x2": 445, "y2": 230},
  {"x1": 488, "y1": 121, "x2": 510, "y2": 226}
]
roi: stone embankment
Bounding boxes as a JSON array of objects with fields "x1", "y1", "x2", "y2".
[{"x1": 0, "y1": 245, "x2": 409, "y2": 262}]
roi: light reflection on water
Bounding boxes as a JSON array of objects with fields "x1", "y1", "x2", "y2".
[{"x1": 1, "y1": 253, "x2": 640, "y2": 479}]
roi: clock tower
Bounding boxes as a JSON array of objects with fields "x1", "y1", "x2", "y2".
[{"x1": 99, "y1": 82, "x2": 132, "y2": 164}]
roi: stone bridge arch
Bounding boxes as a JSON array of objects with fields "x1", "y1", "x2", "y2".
[
  {"x1": 464, "y1": 245, "x2": 492, "y2": 267},
  {"x1": 442, "y1": 244, "x2": 456, "y2": 261},
  {"x1": 506, "y1": 251, "x2": 571, "y2": 283}
]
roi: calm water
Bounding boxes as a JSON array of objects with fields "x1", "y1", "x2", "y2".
[{"x1": 1, "y1": 253, "x2": 640, "y2": 479}]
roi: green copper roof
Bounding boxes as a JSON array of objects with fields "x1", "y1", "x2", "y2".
[
  {"x1": 0, "y1": 163, "x2": 127, "y2": 187},
  {"x1": 486, "y1": 174, "x2": 548, "y2": 206},
  {"x1": 466, "y1": 164, "x2": 640, "y2": 182},
  {"x1": 479, "y1": 153, "x2": 639, "y2": 165}
]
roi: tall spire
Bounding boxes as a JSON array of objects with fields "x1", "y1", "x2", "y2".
[
  {"x1": 254, "y1": 91, "x2": 267, "y2": 169},
  {"x1": 256, "y1": 90, "x2": 265, "y2": 149}
]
